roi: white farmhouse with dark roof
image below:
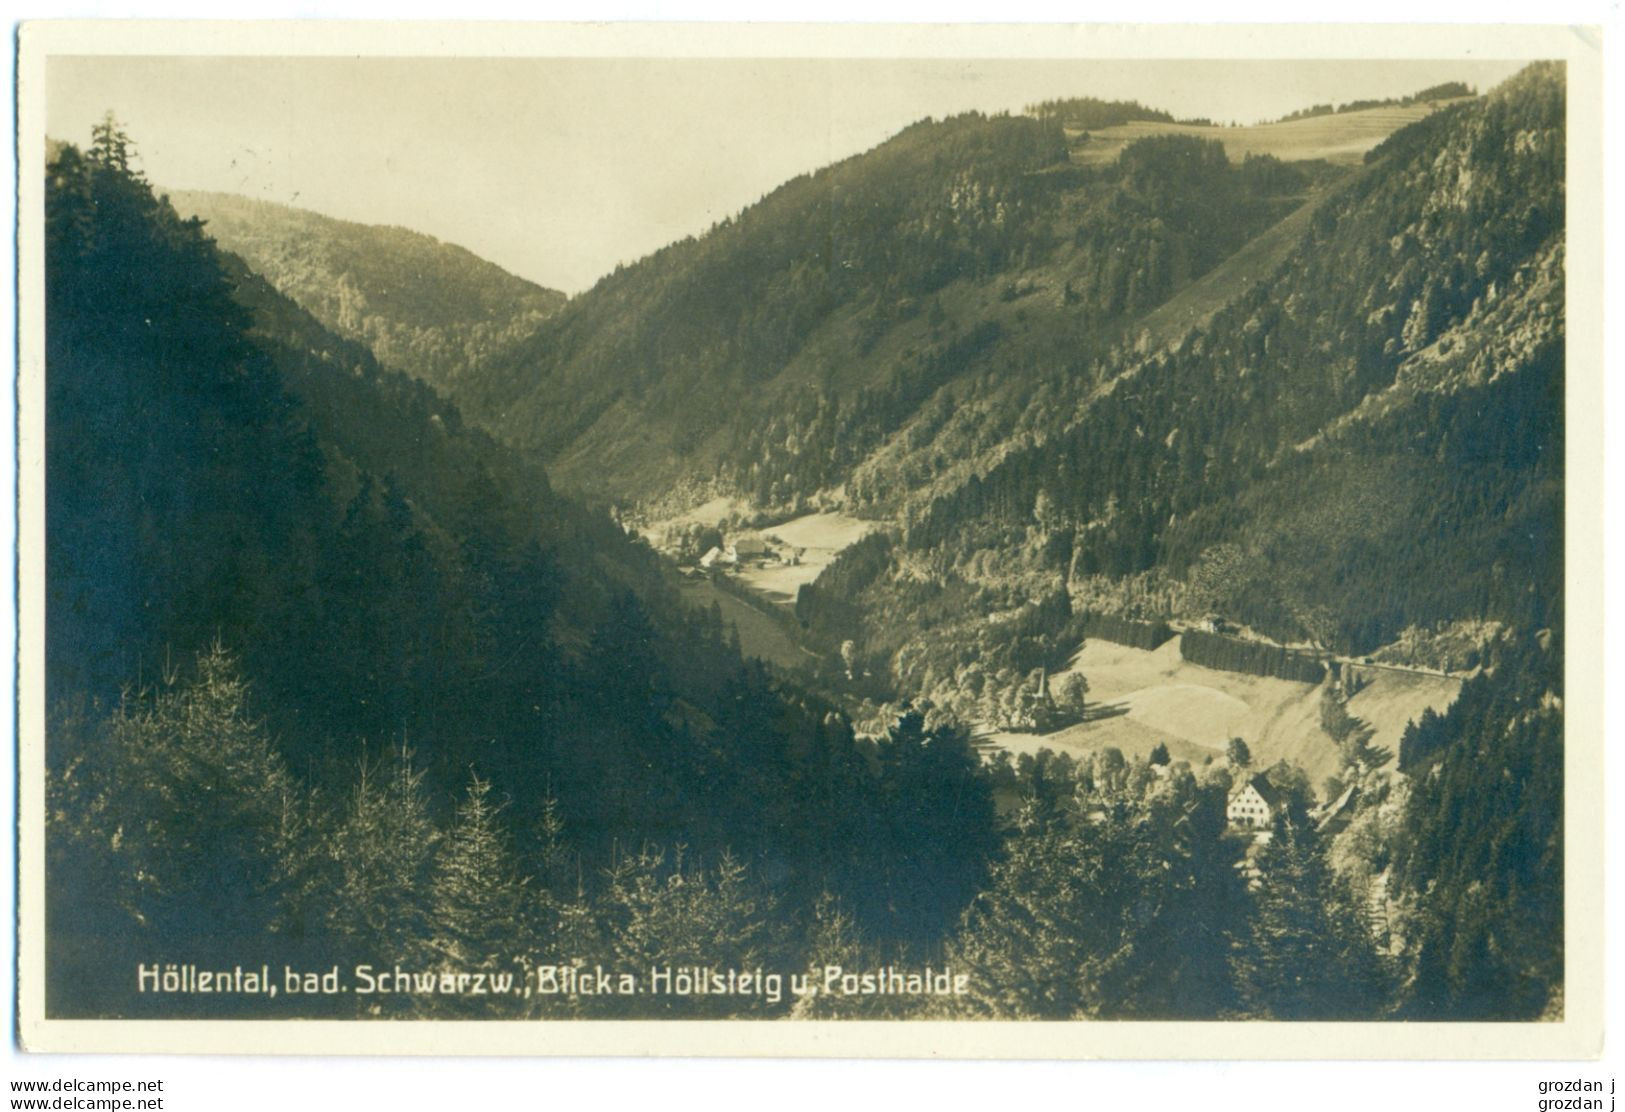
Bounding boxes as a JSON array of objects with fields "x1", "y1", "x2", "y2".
[{"x1": 1227, "y1": 773, "x2": 1281, "y2": 830}]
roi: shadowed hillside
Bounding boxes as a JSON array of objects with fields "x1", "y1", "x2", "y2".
[{"x1": 167, "y1": 190, "x2": 567, "y2": 394}]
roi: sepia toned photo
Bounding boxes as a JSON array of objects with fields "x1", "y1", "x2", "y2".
[{"x1": 14, "y1": 22, "x2": 1604, "y2": 1058}]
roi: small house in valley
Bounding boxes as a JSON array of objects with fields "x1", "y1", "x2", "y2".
[
  {"x1": 729, "y1": 536, "x2": 772, "y2": 563},
  {"x1": 1227, "y1": 774, "x2": 1280, "y2": 830}
]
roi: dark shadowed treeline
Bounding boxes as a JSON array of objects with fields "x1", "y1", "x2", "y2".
[
  {"x1": 43, "y1": 125, "x2": 1000, "y2": 1013},
  {"x1": 1076, "y1": 612, "x2": 1175, "y2": 651},
  {"x1": 1389, "y1": 632, "x2": 1563, "y2": 1019},
  {"x1": 460, "y1": 110, "x2": 1308, "y2": 504},
  {"x1": 1179, "y1": 630, "x2": 1327, "y2": 683}
]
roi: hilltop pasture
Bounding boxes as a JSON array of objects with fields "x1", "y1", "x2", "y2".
[{"x1": 1067, "y1": 101, "x2": 1465, "y2": 167}]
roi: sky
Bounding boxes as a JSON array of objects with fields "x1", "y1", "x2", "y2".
[{"x1": 48, "y1": 56, "x2": 1528, "y2": 295}]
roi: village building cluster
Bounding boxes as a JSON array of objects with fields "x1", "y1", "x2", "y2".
[{"x1": 682, "y1": 533, "x2": 806, "y2": 576}]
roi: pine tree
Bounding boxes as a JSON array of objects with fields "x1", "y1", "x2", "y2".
[
  {"x1": 46, "y1": 645, "x2": 307, "y2": 1012},
  {"x1": 791, "y1": 891, "x2": 905, "y2": 1018},
  {"x1": 1390, "y1": 635, "x2": 1562, "y2": 1018},
  {"x1": 428, "y1": 774, "x2": 529, "y2": 973},
  {"x1": 949, "y1": 807, "x2": 1102, "y2": 1018},
  {"x1": 320, "y1": 746, "x2": 439, "y2": 963},
  {"x1": 595, "y1": 848, "x2": 785, "y2": 1017},
  {"x1": 46, "y1": 124, "x2": 330, "y2": 712},
  {"x1": 952, "y1": 764, "x2": 1248, "y2": 1019},
  {"x1": 89, "y1": 112, "x2": 138, "y2": 176},
  {"x1": 1232, "y1": 813, "x2": 1388, "y2": 1019}
]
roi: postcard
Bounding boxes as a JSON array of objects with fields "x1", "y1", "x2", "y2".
[{"x1": 14, "y1": 20, "x2": 1604, "y2": 1057}]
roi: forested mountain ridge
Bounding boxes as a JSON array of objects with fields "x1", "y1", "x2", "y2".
[
  {"x1": 165, "y1": 189, "x2": 567, "y2": 394},
  {"x1": 460, "y1": 109, "x2": 1333, "y2": 503},
  {"x1": 47, "y1": 127, "x2": 1003, "y2": 1014},
  {"x1": 794, "y1": 63, "x2": 1566, "y2": 696},
  {"x1": 433, "y1": 66, "x2": 1562, "y2": 672}
]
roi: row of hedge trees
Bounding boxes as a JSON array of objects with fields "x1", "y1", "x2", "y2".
[{"x1": 1179, "y1": 630, "x2": 1327, "y2": 684}]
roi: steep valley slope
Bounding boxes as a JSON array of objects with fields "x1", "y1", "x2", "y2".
[{"x1": 167, "y1": 190, "x2": 567, "y2": 396}]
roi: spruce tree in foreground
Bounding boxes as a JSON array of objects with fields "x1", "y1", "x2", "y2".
[
  {"x1": 1232, "y1": 814, "x2": 1389, "y2": 1019},
  {"x1": 46, "y1": 646, "x2": 309, "y2": 1014},
  {"x1": 319, "y1": 746, "x2": 440, "y2": 967},
  {"x1": 428, "y1": 774, "x2": 531, "y2": 972}
]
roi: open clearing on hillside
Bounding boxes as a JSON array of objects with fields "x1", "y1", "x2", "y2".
[
  {"x1": 648, "y1": 502, "x2": 877, "y2": 608},
  {"x1": 660, "y1": 508, "x2": 875, "y2": 662},
  {"x1": 982, "y1": 636, "x2": 1461, "y2": 786},
  {"x1": 1134, "y1": 168, "x2": 1368, "y2": 350},
  {"x1": 644, "y1": 495, "x2": 745, "y2": 534},
  {"x1": 1068, "y1": 102, "x2": 1460, "y2": 167},
  {"x1": 736, "y1": 511, "x2": 877, "y2": 605}
]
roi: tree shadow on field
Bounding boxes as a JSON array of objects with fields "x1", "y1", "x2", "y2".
[{"x1": 1083, "y1": 700, "x2": 1131, "y2": 723}]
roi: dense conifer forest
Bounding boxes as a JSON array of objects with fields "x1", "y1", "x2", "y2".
[
  {"x1": 165, "y1": 190, "x2": 568, "y2": 395},
  {"x1": 45, "y1": 124, "x2": 998, "y2": 1014}
]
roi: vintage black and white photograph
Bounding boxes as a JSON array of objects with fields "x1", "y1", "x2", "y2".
[{"x1": 14, "y1": 21, "x2": 1604, "y2": 1057}]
